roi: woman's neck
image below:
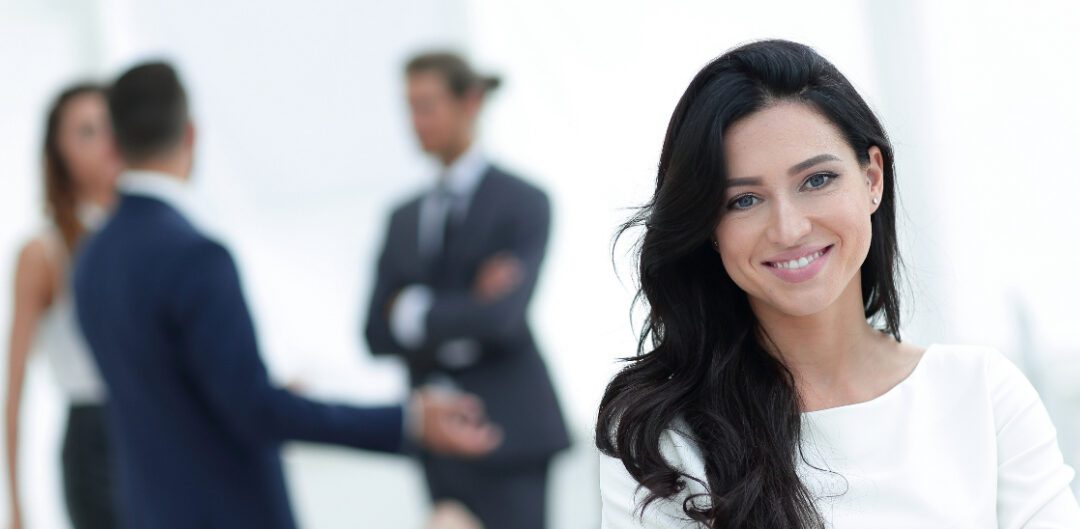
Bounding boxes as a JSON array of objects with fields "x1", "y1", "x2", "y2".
[
  {"x1": 77, "y1": 185, "x2": 115, "y2": 210},
  {"x1": 751, "y1": 275, "x2": 899, "y2": 409}
]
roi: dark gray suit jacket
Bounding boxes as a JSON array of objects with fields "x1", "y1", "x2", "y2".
[{"x1": 365, "y1": 165, "x2": 570, "y2": 466}]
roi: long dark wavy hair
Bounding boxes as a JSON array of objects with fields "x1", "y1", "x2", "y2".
[{"x1": 596, "y1": 40, "x2": 901, "y2": 528}]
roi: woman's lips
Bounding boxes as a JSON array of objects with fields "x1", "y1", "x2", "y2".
[{"x1": 763, "y1": 245, "x2": 833, "y2": 283}]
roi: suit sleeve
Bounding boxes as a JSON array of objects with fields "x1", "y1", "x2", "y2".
[
  {"x1": 419, "y1": 188, "x2": 550, "y2": 354},
  {"x1": 989, "y1": 351, "x2": 1080, "y2": 528},
  {"x1": 364, "y1": 211, "x2": 413, "y2": 357},
  {"x1": 171, "y1": 240, "x2": 404, "y2": 452}
]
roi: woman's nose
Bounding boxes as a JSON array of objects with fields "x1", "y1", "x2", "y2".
[{"x1": 765, "y1": 198, "x2": 812, "y2": 247}]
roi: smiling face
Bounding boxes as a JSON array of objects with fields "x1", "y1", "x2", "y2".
[{"x1": 714, "y1": 101, "x2": 884, "y2": 319}]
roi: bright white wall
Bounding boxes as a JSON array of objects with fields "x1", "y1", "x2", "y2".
[{"x1": 2, "y1": 1, "x2": 1079, "y2": 528}]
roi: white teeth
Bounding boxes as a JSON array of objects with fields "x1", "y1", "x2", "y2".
[{"x1": 772, "y1": 250, "x2": 824, "y2": 270}]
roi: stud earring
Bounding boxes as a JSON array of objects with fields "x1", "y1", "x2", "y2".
[
  {"x1": 712, "y1": 239, "x2": 719, "y2": 249},
  {"x1": 872, "y1": 197, "x2": 879, "y2": 205}
]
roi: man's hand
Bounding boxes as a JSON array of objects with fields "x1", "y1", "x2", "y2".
[
  {"x1": 424, "y1": 500, "x2": 482, "y2": 529},
  {"x1": 413, "y1": 389, "x2": 502, "y2": 457},
  {"x1": 473, "y1": 252, "x2": 524, "y2": 302}
]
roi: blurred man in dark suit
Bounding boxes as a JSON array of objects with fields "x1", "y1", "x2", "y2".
[
  {"x1": 75, "y1": 61, "x2": 500, "y2": 529},
  {"x1": 365, "y1": 52, "x2": 569, "y2": 529}
]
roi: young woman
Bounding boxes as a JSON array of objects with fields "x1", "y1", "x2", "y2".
[
  {"x1": 6, "y1": 83, "x2": 121, "y2": 529},
  {"x1": 596, "y1": 40, "x2": 1080, "y2": 528}
]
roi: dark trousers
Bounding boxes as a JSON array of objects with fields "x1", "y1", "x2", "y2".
[
  {"x1": 424, "y1": 456, "x2": 550, "y2": 529},
  {"x1": 62, "y1": 404, "x2": 118, "y2": 529}
]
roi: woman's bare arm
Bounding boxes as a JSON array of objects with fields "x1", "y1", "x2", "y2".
[{"x1": 6, "y1": 239, "x2": 54, "y2": 529}]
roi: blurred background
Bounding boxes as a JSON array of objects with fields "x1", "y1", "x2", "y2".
[{"x1": 2, "y1": 0, "x2": 1079, "y2": 527}]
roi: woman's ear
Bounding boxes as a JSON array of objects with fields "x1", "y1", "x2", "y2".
[{"x1": 866, "y1": 146, "x2": 885, "y2": 212}]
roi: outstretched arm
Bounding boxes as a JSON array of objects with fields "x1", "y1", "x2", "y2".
[{"x1": 171, "y1": 240, "x2": 404, "y2": 452}]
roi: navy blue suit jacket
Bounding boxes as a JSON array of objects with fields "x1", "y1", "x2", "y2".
[
  {"x1": 365, "y1": 167, "x2": 569, "y2": 468},
  {"x1": 75, "y1": 194, "x2": 403, "y2": 529}
]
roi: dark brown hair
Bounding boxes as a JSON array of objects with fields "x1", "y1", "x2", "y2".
[
  {"x1": 43, "y1": 83, "x2": 105, "y2": 251},
  {"x1": 108, "y1": 61, "x2": 189, "y2": 162},
  {"x1": 405, "y1": 51, "x2": 501, "y2": 98}
]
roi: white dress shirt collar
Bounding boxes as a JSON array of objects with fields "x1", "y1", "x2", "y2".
[
  {"x1": 437, "y1": 142, "x2": 489, "y2": 198},
  {"x1": 117, "y1": 170, "x2": 198, "y2": 221}
]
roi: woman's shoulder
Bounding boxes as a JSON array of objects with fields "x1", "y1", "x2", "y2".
[
  {"x1": 14, "y1": 232, "x2": 63, "y2": 293},
  {"x1": 926, "y1": 346, "x2": 1080, "y2": 525},
  {"x1": 921, "y1": 342, "x2": 1000, "y2": 365},
  {"x1": 920, "y1": 343, "x2": 1044, "y2": 420},
  {"x1": 921, "y1": 343, "x2": 1026, "y2": 384}
]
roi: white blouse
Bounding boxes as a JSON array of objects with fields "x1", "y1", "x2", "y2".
[
  {"x1": 34, "y1": 206, "x2": 109, "y2": 404},
  {"x1": 599, "y1": 344, "x2": 1080, "y2": 528}
]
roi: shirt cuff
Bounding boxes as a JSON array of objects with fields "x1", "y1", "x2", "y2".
[
  {"x1": 436, "y1": 339, "x2": 482, "y2": 369},
  {"x1": 405, "y1": 393, "x2": 424, "y2": 444},
  {"x1": 389, "y1": 285, "x2": 433, "y2": 349}
]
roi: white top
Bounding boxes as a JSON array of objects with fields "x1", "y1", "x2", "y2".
[
  {"x1": 599, "y1": 344, "x2": 1080, "y2": 528},
  {"x1": 34, "y1": 205, "x2": 109, "y2": 404}
]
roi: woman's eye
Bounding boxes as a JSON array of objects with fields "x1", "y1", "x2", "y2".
[
  {"x1": 729, "y1": 195, "x2": 759, "y2": 210},
  {"x1": 803, "y1": 172, "x2": 836, "y2": 190}
]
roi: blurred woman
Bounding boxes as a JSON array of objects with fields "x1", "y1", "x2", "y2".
[{"x1": 6, "y1": 83, "x2": 121, "y2": 529}]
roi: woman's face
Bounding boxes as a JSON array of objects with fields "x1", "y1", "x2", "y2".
[
  {"x1": 57, "y1": 92, "x2": 121, "y2": 195},
  {"x1": 714, "y1": 101, "x2": 884, "y2": 319}
]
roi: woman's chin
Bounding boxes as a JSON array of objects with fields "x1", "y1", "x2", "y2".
[{"x1": 753, "y1": 291, "x2": 836, "y2": 319}]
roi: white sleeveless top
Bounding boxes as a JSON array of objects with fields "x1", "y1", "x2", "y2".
[
  {"x1": 33, "y1": 207, "x2": 108, "y2": 404},
  {"x1": 599, "y1": 344, "x2": 1080, "y2": 528}
]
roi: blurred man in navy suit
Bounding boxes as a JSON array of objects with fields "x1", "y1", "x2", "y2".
[{"x1": 74, "y1": 61, "x2": 501, "y2": 529}]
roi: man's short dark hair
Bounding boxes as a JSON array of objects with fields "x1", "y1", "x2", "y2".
[
  {"x1": 405, "y1": 51, "x2": 501, "y2": 98},
  {"x1": 108, "y1": 61, "x2": 189, "y2": 162}
]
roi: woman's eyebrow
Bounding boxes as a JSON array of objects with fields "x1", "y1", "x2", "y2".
[
  {"x1": 726, "y1": 177, "x2": 762, "y2": 188},
  {"x1": 727, "y1": 154, "x2": 843, "y2": 188},
  {"x1": 788, "y1": 153, "x2": 841, "y2": 175}
]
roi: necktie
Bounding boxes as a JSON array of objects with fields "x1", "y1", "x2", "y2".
[{"x1": 431, "y1": 185, "x2": 457, "y2": 256}]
